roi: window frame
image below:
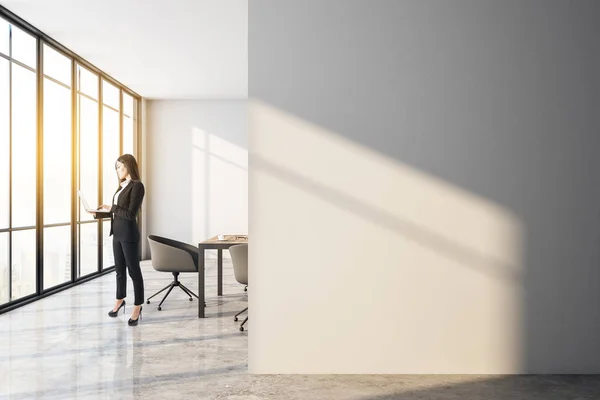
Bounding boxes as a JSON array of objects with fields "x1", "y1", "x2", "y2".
[{"x1": 0, "y1": 6, "x2": 142, "y2": 313}]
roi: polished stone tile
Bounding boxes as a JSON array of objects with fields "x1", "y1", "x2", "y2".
[
  {"x1": 1, "y1": 257, "x2": 249, "y2": 400},
  {"x1": 2, "y1": 259, "x2": 600, "y2": 399}
]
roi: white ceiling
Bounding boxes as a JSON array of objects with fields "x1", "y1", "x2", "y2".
[{"x1": 1, "y1": 0, "x2": 248, "y2": 99}]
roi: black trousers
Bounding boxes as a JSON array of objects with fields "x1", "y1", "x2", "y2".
[{"x1": 113, "y1": 238, "x2": 144, "y2": 306}]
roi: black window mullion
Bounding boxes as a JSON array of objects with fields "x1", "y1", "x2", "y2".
[
  {"x1": 8, "y1": 23, "x2": 12, "y2": 301},
  {"x1": 42, "y1": 222, "x2": 71, "y2": 229},
  {"x1": 78, "y1": 91, "x2": 96, "y2": 103},
  {"x1": 98, "y1": 78, "x2": 103, "y2": 273},
  {"x1": 9, "y1": 58, "x2": 34, "y2": 73},
  {"x1": 71, "y1": 59, "x2": 77, "y2": 283},
  {"x1": 35, "y1": 37, "x2": 43, "y2": 295},
  {"x1": 2, "y1": 225, "x2": 35, "y2": 232},
  {"x1": 43, "y1": 74, "x2": 69, "y2": 90},
  {"x1": 119, "y1": 89, "x2": 123, "y2": 155}
]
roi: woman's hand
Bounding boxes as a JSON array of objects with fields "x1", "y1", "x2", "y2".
[{"x1": 100, "y1": 205, "x2": 111, "y2": 211}]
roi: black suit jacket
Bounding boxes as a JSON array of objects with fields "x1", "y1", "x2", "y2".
[{"x1": 95, "y1": 180, "x2": 145, "y2": 242}]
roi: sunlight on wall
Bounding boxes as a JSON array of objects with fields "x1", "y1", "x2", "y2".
[
  {"x1": 250, "y1": 100, "x2": 525, "y2": 374},
  {"x1": 192, "y1": 127, "x2": 248, "y2": 246}
]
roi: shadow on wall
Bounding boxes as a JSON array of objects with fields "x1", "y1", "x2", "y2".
[
  {"x1": 251, "y1": 96, "x2": 600, "y2": 373},
  {"x1": 249, "y1": 0, "x2": 600, "y2": 373},
  {"x1": 251, "y1": 101, "x2": 525, "y2": 373}
]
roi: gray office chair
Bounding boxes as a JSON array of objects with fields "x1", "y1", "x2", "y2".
[
  {"x1": 229, "y1": 243, "x2": 248, "y2": 331},
  {"x1": 147, "y1": 235, "x2": 200, "y2": 311}
]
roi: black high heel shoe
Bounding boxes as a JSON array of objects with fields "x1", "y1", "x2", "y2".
[
  {"x1": 108, "y1": 300, "x2": 126, "y2": 317},
  {"x1": 128, "y1": 306, "x2": 143, "y2": 326}
]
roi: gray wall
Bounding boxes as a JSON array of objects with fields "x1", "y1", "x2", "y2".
[
  {"x1": 249, "y1": 0, "x2": 600, "y2": 373},
  {"x1": 144, "y1": 100, "x2": 248, "y2": 259}
]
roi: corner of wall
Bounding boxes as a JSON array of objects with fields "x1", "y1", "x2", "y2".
[{"x1": 140, "y1": 98, "x2": 151, "y2": 260}]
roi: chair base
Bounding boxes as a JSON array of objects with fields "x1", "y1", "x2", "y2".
[
  {"x1": 239, "y1": 316, "x2": 248, "y2": 331},
  {"x1": 146, "y1": 273, "x2": 199, "y2": 310},
  {"x1": 234, "y1": 307, "x2": 248, "y2": 331},
  {"x1": 234, "y1": 307, "x2": 248, "y2": 321}
]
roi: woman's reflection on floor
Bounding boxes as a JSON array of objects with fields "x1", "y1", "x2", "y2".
[{"x1": 112, "y1": 323, "x2": 144, "y2": 394}]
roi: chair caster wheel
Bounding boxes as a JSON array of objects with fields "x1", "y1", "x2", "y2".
[
  {"x1": 234, "y1": 317, "x2": 238, "y2": 321},
  {"x1": 158, "y1": 306, "x2": 162, "y2": 311},
  {"x1": 244, "y1": 286, "x2": 247, "y2": 292},
  {"x1": 146, "y1": 300, "x2": 150, "y2": 304},
  {"x1": 189, "y1": 298, "x2": 193, "y2": 301},
  {"x1": 240, "y1": 326, "x2": 244, "y2": 332}
]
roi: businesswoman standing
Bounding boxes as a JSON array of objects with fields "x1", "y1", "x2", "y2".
[{"x1": 89, "y1": 154, "x2": 145, "y2": 326}]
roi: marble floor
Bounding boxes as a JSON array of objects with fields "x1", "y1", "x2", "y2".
[{"x1": 1, "y1": 258, "x2": 600, "y2": 400}]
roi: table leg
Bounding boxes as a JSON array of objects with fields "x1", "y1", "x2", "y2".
[
  {"x1": 198, "y1": 247, "x2": 205, "y2": 318},
  {"x1": 218, "y1": 249, "x2": 223, "y2": 296}
]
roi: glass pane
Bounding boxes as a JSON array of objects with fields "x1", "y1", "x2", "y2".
[
  {"x1": 78, "y1": 65, "x2": 97, "y2": 100},
  {"x1": 43, "y1": 44, "x2": 71, "y2": 86},
  {"x1": 43, "y1": 225, "x2": 71, "y2": 289},
  {"x1": 79, "y1": 223, "x2": 98, "y2": 276},
  {"x1": 44, "y1": 79, "x2": 72, "y2": 224},
  {"x1": 0, "y1": 58, "x2": 8, "y2": 229},
  {"x1": 79, "y1": 96, "x2": 98, "y2": 222},
  {"x1": 11, "y1": 229, "x2": 36, "y2": 300},
  {"x1": 11, "y1": 25, "x2": 36, "y2": 69},
  {"x1": 123, "y1": 92, "x2": 133, "y2": 117},
  {"x1": 0, "y1": 18, "x2": 8, "y2": 56},
  {"x1": 123, "y1": 115, "x2": 134, "y2": 156},
  {"x1": 102, "y1": 106, "x2": 119, "y2": 206},
  {"x1": 0, "y1": 232, "x2": 8, "y2": 304},
  {"x1": 102, "y1": 220, "x2": 113, "y2": 269},
  {"x1": 11, "y1": 63, "x2": 37, "y2": 228},
  {"x1": 102, "y1": 80, "x2": 119, "y2": 110}
]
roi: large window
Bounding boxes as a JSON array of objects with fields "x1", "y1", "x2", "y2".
[
  {"x1": 0, "y1": 47, "x2": 8, "y2": 306},
  {"x1": 43, "y1": 44, "x2": 72, "y2": 289},
  {"x1": 77, "y1": 65, "x2": 99, "y2": 277},
  {"x1": 102, "y1": 80, "x2": 120, "y2": 272},
  {"x1": 123, "y1": 92, "x2": 136, "y2": 156},
  {"x1": 9, "y1": 25, "x2": 37, "y2": 301},
  {"x1": 102, "y1": 80, "x2": 120, "y2": 208},
  {"x1": 11, "y1": 229, "x2": 36, "y2": 300},
  {"x1": 0, "y1": 232, "x2": 8, "y2": 303},
  {"x1": 11, "y1": 61, "x2": 37, "y2": 229},
  {"x1": 0, "y1": 57, "x2": 9, "y2": 229},
  {"x1": 0, "y1": 13, "x2": 141, "y2": 312}
]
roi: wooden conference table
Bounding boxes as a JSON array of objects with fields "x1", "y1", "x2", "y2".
[{"x1": 197, "y1": 234, "x2": 248, "y2": 318}]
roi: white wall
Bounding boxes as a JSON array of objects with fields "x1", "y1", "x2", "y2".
[
  {"x1": 249, "y1": 1, "x2": 600, "y2": 373},
  {"x1": 145, "y1": 100, "x2": 247, "y2": 256}
]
